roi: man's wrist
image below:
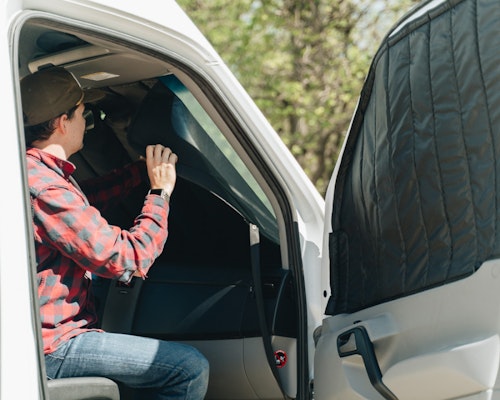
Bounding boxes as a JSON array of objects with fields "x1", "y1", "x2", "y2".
[{"x1": 148, "y1": 188, "x2": 170, "y2": 203}]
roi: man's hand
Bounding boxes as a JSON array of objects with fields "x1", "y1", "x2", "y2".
[{"x1": 146, "y1": 144, "x2": 178, "y2": 196}]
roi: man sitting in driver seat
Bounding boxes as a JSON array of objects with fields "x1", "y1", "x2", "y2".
[{"x1": 21, "y1": 66, "x2": 209, "y2": 400}]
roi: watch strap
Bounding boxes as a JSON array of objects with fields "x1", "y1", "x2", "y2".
[{"x1": 148, "y1": 189, "x2": 170, "y2": 203}]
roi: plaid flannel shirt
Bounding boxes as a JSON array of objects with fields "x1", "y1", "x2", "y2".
[{"x1": 27, "y1": 147, "x2": 169, "y2": 354}]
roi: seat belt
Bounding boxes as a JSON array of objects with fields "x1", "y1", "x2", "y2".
[{"x1": 249, "y1": 223, "x2": 287, "y2": 399}]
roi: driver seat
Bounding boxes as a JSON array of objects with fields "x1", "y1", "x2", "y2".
[{"x1": 47, "y1": 377, "x2": 120, "y2": 400}]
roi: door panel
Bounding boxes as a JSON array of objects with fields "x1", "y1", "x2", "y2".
[
  {"x1": 317, "y1": 0, "x2": 500, "y2": 398},
  {"x1": 316, "y1": 260, "x2": 500, "y2": 399},
  {"x1": 383, "y1": 335, "x2": 498, "y2": 399}
]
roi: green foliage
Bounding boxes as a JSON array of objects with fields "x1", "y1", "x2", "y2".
[{"x1": 177, "y1": 0, "x2": 419, "y2": 195}]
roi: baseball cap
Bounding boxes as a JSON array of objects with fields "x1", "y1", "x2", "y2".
[{"x1": 21, "y1": 67, "x2": 103, "y2": 126}]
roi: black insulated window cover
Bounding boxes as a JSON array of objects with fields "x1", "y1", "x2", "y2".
[{"x1": 327, "y1": 0, "x2": 500, "y2": 315}]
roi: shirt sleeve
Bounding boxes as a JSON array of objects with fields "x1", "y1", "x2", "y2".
[
  {"x1": 32, "y1": 183, "x2": 168, "y2": 282},
  {"x1": 79, "y1": 160, "x2": 148, "y2": 211}
]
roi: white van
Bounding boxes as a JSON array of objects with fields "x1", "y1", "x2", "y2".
[{"x1": 2, "y1": 0, "x2": 499, "y2": 399}]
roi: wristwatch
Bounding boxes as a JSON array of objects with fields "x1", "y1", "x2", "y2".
[{"x1": 148, "y1": 188, "x2": 170, "y2": 203}]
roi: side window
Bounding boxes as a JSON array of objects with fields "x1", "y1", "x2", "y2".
[
  {"x1": 128, "y1": 75, "x2": 279, "y2": 245},
  {"x1": 119, "y1": 75, "x2": 282, "y2": 269}
]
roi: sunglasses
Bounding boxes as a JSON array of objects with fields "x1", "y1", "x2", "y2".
[{"x1": 83, "y1": 109, "x2": 95, "y2": 131}]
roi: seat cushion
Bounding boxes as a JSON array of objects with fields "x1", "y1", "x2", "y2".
[{"x1": 47, "y1": 377, "x2": 120, "y2": 400}]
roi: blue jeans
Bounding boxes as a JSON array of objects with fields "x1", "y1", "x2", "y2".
[{"x1": 45, "y1": 331, "x2": 209, "y2": 400}]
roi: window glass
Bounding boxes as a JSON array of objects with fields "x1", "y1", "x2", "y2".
[{"x1": 161, "y1": 75, "x2": 279, "y2": 243}]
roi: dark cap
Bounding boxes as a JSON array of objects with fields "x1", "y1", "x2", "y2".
[{"x1": 21, "y1": 67, "x2": 102, "y2": 126}]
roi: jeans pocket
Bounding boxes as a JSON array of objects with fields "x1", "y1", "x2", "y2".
[{"x1": 44, "y1": 341, "x2": 71, "y2": 380}]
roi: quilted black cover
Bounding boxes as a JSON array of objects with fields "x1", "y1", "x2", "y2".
[{"x1": 327, "y1": 0, "x2": 500, "y2": 315}]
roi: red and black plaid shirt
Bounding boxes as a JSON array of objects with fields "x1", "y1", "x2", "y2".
[{"x1": 27, "y1": 147, "x2": 169, "y2": 354}]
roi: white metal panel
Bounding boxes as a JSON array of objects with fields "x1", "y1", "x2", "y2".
[
  {"x1": 315, "y1": 259, "x2": 500, "y2": 399},
  {"x1": 384, "y1": 335, "x2": 499, "y2": 399},
  {"x1": 0, "y1": 2, "x2": 42, "y2": 399}
]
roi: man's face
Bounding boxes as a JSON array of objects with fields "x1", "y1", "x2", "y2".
[{"x1": 67, "y1": 103, "x2": 86, "y2": 154}]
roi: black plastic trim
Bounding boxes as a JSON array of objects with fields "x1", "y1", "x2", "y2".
[{"x1": 337, "y1": 326, "x2": 398, "y2": 400}]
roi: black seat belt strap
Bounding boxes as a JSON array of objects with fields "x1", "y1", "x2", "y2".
[{"x1": 249, "y1": 223, "x2": 287, "y2": 398}]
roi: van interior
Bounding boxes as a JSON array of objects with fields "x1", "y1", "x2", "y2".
[{"x1": 18, "y1": 16, "x2": 305, "y2": 400}]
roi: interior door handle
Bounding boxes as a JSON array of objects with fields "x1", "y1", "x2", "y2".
[{"x1": 337, "y1": 326, "x2": 398, "y2": 400}]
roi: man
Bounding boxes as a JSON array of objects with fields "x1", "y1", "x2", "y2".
[{"x1": 21, "y1": 67, "x2": 209, "y2": 399}]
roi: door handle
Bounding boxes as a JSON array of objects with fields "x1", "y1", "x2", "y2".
[{"x1": 337, "y1": 326, "x2": 398, "y2": 400}]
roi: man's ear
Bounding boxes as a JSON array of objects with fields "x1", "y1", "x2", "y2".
[{"x1": 54, "y1": 114, "x2": 68, "y2": 134}]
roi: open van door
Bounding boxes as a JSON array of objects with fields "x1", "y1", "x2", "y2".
[{"x1": 314, "y1": 0, "x2": 500, "y2": 399}]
